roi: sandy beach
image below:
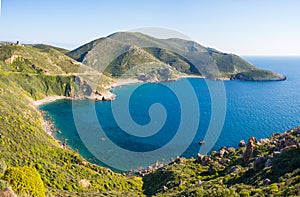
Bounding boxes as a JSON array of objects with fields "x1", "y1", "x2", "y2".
[
  {"x1": 180, "y1": 75, "x2": 204, "y2": 79},
  {"x1": 112, "y1": 78, "x2": 143, "y2": 87},
  {"x1": 33, "y1": 96, "x2": 69, "y2": 107},
  {"x1": 32, "y1": 75, "x2": 204, "y2": 108}
]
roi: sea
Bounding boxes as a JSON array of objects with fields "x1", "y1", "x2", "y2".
[{"x1": 40, "y1": 57, "x2": 300, "y2": 171}]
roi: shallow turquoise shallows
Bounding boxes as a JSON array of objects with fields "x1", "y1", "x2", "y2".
[{"x1": 40, "y1": 57, "x2": 300, "y2": 171}]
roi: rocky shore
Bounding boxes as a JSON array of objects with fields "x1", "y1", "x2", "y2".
[
  {"x1": 197, "y1": 126, "x2": 300, "y2": 167},
  {"x1": 137, "y1": 126, "x2": 300, "y2": 179}
]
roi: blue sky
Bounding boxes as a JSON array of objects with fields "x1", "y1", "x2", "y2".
[{"x1": 0, "y1": 0, "x2": 299, "y2": 55}]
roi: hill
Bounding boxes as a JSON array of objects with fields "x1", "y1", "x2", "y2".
[
  {"x1": 0, "y1": 43, "x2": 143, "y2": 196},
  {"x1": 0, "y1": 43, "x2": 116, "y2": 100},
  {"x1": 68, "y1": 32, "x2": 286, "y2": 81}
]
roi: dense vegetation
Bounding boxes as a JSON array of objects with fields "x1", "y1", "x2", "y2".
[
  {"x1": 0, "y1": 44, "x2": 143, "y2": 196},
  {"x1": 3, "y1": 166, "x2": 46, "y2": 197}
]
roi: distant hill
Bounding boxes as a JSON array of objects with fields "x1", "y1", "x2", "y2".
[
  {"x1": 68, "y1": 32, "x2": 286, "y2": 81},
  {"x1": 0, "y1": 43, "x2": 94, "y2": 74},
  {"x1": 31, "y1": 44, "x2": 71, "y2": 54},
  {"x1": 0, "y1": 43, "x2": 116, "y2": 99}
]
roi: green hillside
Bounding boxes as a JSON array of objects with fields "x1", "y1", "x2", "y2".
[
  {"x1": 0, "y1": 43, "x2": 143, "y2": 196},
  {"x1": 0, "y1": 44, "x2": 94, "y2": 75},
  {"x1": 68, "y1": 32, "x2": 286, "y2": 81}
]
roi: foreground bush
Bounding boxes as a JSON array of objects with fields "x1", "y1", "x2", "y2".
[{"x1": 3, "y1": 166, "x2": 46, "y2": 197}]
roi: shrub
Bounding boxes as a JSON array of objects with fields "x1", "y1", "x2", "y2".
[
  {"x1": 0, "y1": 179, "x2": 8, "y2": 189},
  {"x1": 3, "y1": 166, "x2": 46, "y2": 197},
  {"x1": 0, "y1": 159, "x2": 7, "y2": 174}
]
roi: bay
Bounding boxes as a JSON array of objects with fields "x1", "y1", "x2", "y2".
[{"x1": 40, "y1": 57, "x2": 300, "y2": 171}]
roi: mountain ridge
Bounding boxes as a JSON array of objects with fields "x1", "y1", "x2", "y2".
[{"x1": 67, "y1": 32, "x2": 286, "y2": 81}]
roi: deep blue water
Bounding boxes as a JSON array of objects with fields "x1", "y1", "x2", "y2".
[{"x1": 40, "y1": 57, "x2": 300, "y2": 171}]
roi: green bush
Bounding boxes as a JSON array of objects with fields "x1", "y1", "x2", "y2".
[
  {"x1": 3, "y1": 166, "x2": 46, "y2": 197},
  {"x1": 0, "y1": 159, "x2": 6, "y2": 174},
  {"x1": 0, "y1": 179, "x2": 8, "y2": 189}
]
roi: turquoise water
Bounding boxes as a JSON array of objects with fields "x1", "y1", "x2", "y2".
[{"x1": 40, "y1": 57, "x2": 300, "y2": 171}]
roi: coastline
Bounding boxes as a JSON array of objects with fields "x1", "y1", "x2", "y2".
[
  {"x1": 32, "y1": 75, "x2": 204, "y2": 158},
  {"x1": 31, "y1": 75, "x2": 226, "y2": 153},
  {"x1": 32, "y1": 75, "x2": 208, "y2": 108},
  {"x1": 180, "y1": 74, "x2": 204, "y2": 79}
]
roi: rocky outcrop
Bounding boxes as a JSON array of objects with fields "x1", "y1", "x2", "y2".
[
  {"x1": 136, "y1": 67, "x2": 176, "y2": 82},
  {"x1": 78, "y1": 179, "x2": 91, "y2": 188},
  {"x1": 239, "y1": 140, "x2": 246, "y2": 147},
  {"x1": 253, "y1": 156, "x2": 267, "y2": 171},
  {"x1": 5, "y1": 55, "x2": 22, "y2": 64},
  {"x1": 243, "y1": 137, "x2": 257, "y2": 163},
  {"x1": 230, "y1": 71, "x2": 286, "y2": 81},
  {"x1": 0, "y1": 188, "x2": 17, "y2": 197},
  {"x1": 85, "y1": 90, "x2": 116, "y2": 101}
]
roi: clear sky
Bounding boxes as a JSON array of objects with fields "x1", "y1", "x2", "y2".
[{"x1": 0, "y1": 0, "x2": 299, "y2": 56}]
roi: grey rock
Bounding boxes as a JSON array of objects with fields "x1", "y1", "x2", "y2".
[
  {"x1": 263, "y1": 178, "x2": 271, "y2": 185},
  {"x1": 239, "y1": 140, "x2": 246, "y2": 147},
  {"x1": 254, "y1": 156, "x2": 267, "y2": 171},
  {"x1": 265, "y1": 159, "x2": 272, "y2": 167}
]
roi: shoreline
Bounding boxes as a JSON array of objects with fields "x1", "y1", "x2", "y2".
[
  {"x1": 41, "y1": 115, "x2": 65, "y2": 148},
  {"x1": 33, "y1": 96, "x2": 70, "y2": 107},
  {"x1": 180, "y1": 74, "x2": 204, "y2": 79},
  {"x1": 32, "y1": 75, "x2": 207, "y2": 107},
  {"x1": 111, "y1": 75, "x2": 205, "y2": 88},
  {"x1": 32, "y1": 75, "x2": 206, "y2": 167},
  {"x1": 112, "y1": 78, "x2": 143, "y2": 87}
]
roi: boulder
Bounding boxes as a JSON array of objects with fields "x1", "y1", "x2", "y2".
[
  {"x1": 228, "y1": 147, "x2": 236, "y2": 153},
  {"x1": 219, "y1": 148, "x2": 226, "y2": 157},
  {"x1": 158, "y1": 68, "x2": 171, "y2": 76},
  {"x1": 220, "y1": 158, "x2": 231, "y2": 166},
  {"x1": 259, "y1": 138, "x2": 270, "y2": 144},
  {"x1": 253, "y1": 156, "x2": 267, "y2": 171},
  {"x1": 78, "y1": 179, "x2": 91, "y2": 188},
  {"x1": 227, "y1": 165, "x2": 241, "y2": 174},
  {"x1": 263, "y1": 178, "x2": 271, "y2": 185},
  {"x1": 280, "y1": 145, "x2": 298, "y2": 154},
  {"x1": 285, "y1": 138, "x2": 298, "y2": 147},
  {"x1": 265, "y1": 159, "x2": 272, "y2": 167},
  {"x1": 208, "y1": 165, "x2": 216, "y2": 175},
  {"x1": 197, "y1": 155, "x2": 212, "y2": 166},
  {"x1": 162, "y1": 185, "x2": 168, "y2": 191},
  {"x1": 239, "y1": 140, "x2": 246, "y2": 147}
]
